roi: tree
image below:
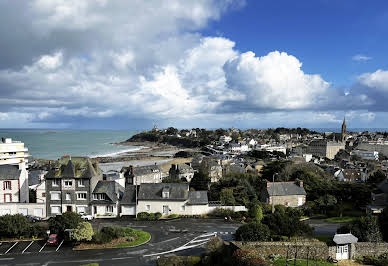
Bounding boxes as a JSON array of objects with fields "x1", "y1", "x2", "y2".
[
  {"x1": 190, "y1": 171, "x2": 210, "y2": 191},
  {"x1": 220, "y1": 188, "x2": 236, "y2": 205},
  {"x1": 235, "y1": 222, "x2": 270, "y2": 241},
  {"x1": 339, "y1": 215, "x2": 382, "y2": 242},
  {"x1": 0, "y1": 214, "x2": 30, "y2": 238},
  {"x1": 72, "y1": 222, "x2": 94, "y2": 242},
  {"x1": 249, "y1": 204, "x2": 263, "y2": 223},
  {"x1": 49, "y1": 211, "x2": 83, "y2": 234},
  {"x1": 368, "y1": 170, "x2": 386, "y2": 184},
  {"x1": 379, "y1": 209, "x2": 388, "y2": 242}
]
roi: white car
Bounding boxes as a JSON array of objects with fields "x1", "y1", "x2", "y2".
[{"x1": 80, "y1": 214, "x2": 93, "y2": 221}]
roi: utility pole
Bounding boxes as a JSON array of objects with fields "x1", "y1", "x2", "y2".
[
  {"x1": 272, "y1": 172, "x2": 278, "y2": 213},
  {"x1": 135, "y1": 174, "x2": 138, "y2": 219}
]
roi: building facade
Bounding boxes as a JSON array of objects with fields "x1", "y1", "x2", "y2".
[
  {"x1": 260, "y1": 181, "x2": 306, "y2": 207},
  {"x1": 120, "y1": 165, "x2": 163, "y2": 185},
  {"x1": 308, "y1": 140, "x2": 345, "y2": 159}
]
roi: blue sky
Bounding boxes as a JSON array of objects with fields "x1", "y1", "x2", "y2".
[{"x1": 0, "y1": 0, "x2": 388, "y2": 130}]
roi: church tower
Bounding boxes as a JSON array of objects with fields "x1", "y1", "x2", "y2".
[{"x1": 341, "y1": 117, "x2": 347, "y2": 142}]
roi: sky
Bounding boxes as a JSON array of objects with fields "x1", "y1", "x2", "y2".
[{"x1": 1, "y1": 0, "x2": 388, "y2": 130}]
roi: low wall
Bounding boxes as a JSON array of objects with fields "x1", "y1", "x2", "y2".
[
  {"x1": 232, "y1": 241, "x2": 329, "y2": 259},
  {"x1": 353, "y1": 242, "x2": 388, "y2": 258},
  {"x1": 0, "y1": 203, "x2": 46, "y2": 217},
  {"x1": 207, "y1": 205, "x2": 247, "y2": 213}
]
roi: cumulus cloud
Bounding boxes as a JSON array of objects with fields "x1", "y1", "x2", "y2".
[
  {"x1": 357, "y1": 70, "x2": 388, "y2": 91},
  {"x1": 352, "y1": 54, "x2": 372, "y2": 61}
]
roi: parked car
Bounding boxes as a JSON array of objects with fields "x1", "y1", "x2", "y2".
[
  {"x1": 80, "y1": 214, "x2": 93, "y2": 221},
  {"x1": 47, "y1": 234, "x2": 59, "y2": 246},
  {"x1": 26, "y1": 215, "x2": 41, "y2": 223}
]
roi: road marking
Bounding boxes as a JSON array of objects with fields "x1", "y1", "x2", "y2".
[
  {"x1": 22, "y1": 241, "x2": 34, "y2": 253},
  {"x1": 39, "y1": 242, "x2": 47, "y2": 253},
  {"x1": 56, "y1": 240, "x2": 64, "y2": 252},
  {"x1": 0, "y1": 258, "x2": 15, "y2": 261},
  {"x1": 5, "y1": 242, "x2": 18, "y2": 254},
  {"x1": 157, "y1": 237, "x2": 180, "y2": 244},
  {"x1": 111, "y1": 256, "x2": 134, "y2": 260}
]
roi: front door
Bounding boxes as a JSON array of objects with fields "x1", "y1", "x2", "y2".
[
  {"x1": 163, "y1": 205, "x2": 169, "y2": 215},
  {"x1": 336, "y1": 244, "x2": 349, "y2": 260},
  {"x1": 66, "y1": 206, "x2": 72, "y2": 212}
]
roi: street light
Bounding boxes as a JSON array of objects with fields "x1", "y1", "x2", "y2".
[{"x1": 272, "y1": 172, "x2": 278, "y2": 214}]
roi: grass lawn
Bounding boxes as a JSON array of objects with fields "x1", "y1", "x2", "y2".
[
  {"x1": 113, "y1": 230, "x2": 151, "y2": 248},
  {"x1": 273, "y1": 258, "x2": 335, "y2": 266},
  {"x1": 324, "y1": 216, "x2": 359, "y2": 223}
]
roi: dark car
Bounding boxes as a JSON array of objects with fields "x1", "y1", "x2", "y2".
[
  {"x1": 26, "y1": 215, "x2": 41, "y2": 223},
  {"x1": 47, "y1": 234, "x2": 59, "y2": 246}
]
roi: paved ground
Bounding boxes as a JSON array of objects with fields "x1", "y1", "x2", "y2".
[
  {"x1": 0, "y1": 218, "x2": 239, "y2": 266},
  {"x1": 304, "y1": 218, "x2": 345, "y2": 235}
]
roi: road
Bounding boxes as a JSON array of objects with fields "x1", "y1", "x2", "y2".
[
  {"x1": 304, "y1": 218, "x2": 345, "y2": 235},
  {"x1": 0, "y1": 218, "x2": 239, "y2": 266}
]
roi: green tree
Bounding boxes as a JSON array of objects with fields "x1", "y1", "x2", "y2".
[
  {"x1": 49, "y1": 211, "x2": 83, "y2": 234},
  {"x1": 0, "y1": 214, "x2": 30, "y2": 238},
  {"x1": 72, "y1": 222, "x2": 94, "y2": 242},
  {"x1": 379, "y1": 209, "x2": 388, "y2": 242},
  {"x1": 339, "y1": 215, "x2": 382, "y2": 242},
  {"x1": 190, "y1": 171, "x2": 210, "y2": 191},
  {"x1": 235, "y1": 222, "x2": 270, "y2": 241},
  {"x1": 368, "y1": 170, "x2": 386, "y2": 184},
  {"x1": 220, "y1": 188, "x2": 236, "y2": 205},
  {"x1": 249, "y1": 204, "x2": 263, "y2": 223}
]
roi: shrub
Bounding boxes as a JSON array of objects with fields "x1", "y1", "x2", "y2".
[
  {"x1": 73, "y1": 222, "x2": 94, "y2": 242},
  {"x1": 0, "y1": 214, "x2": 31, "y2": 238},
  {"x1": 49, "y1": 212, "x2": 82, "y2": 234},
  {"x1": 29, "y1": 223, "x2": 47, "y2": 238},
  {"x1": 136, "y1": 212, "x2": 150, "y2": 220},
  {"x1": 232, "y1": 249, "x2": 268, "y2": 266},
  {"x1": 235, "y1": 222, "x2": 270, "y2": 241},
  {"x1": 168, "y1": 214, "x2": 179, "y2": 219},
  {"x1": 155, "y1": 212, "x2": 162, "y2": 220},
  {"x1": 136, "y1": 212, "x2": 161, "y2": 221},
  {"x1": 92, "y1": 231, "x2": 113, "y2": 244},
  {"x1": 206, "y1": 237, "x2": 224, "y2": 254}
]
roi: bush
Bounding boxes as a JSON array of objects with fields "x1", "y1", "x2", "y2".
[
  {"x1": 155, "y1": 212, "x2": 162, "y2": 220},
  {"x1": 136, "y1": 212, "x2": 161, "y2": 221},
  {"x1": 168, "y1": 214, "x2": 179, "y2": 219},
  {"x1": 232, "y1": 249, "x2": 268, "y2": 266},
  {"x1": 73, "y1": 222, "x2": 94, "y2": 242},
  {"x1": 235, "y1": 222, "x2": 270, "y2": 241},
  {"x1": 0, "y1": 214, "x2": 31, "y2": 238},
  {"x1": 209, "y1": 208, "x2": 241, "y2": 218},
  {"x1": 29, "y1": 223, "x2": 47, "y2": 238},
  {"x1": 49, "y1": 212, "x2": 82, "y2": 234},
  {"x1": 206, "y1": 237, "x2": 224, "y2": 254},
  {"x1": 92, "y1": 231, "x2": 113, "y2": 244}
]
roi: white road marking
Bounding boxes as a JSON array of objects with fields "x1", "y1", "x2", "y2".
[
  {"x1": 56, "y1": 240, "x2": 64, "y2": 252},
  {"x1": 111, "y1": 256, "x2": 134, "y2": 260},
  {"x1": 157, "y1": 237, "x2": 180, "y2": 244},
  {"x1": 144, "y1": 232, "x2": 217, "y2": 257},
  {"x1": 22, "y1": 241, "x2": 34, "y2": 253},
  {"x1": 5, "y1": 242, "x2": 18, "y2": 254},
  {"x1": 39, "y1": 242, "x2": 47, "y2": 253}
]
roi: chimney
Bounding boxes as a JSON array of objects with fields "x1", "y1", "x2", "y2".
[{"x1": 297, "y1": 180, "x2": 303, "y2": 188}]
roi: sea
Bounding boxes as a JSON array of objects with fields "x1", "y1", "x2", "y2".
[
  {"x1": 1, "y1": 128, "x2": 387, "y2": 160},
  {"x1": 0, "y1": 129, "x2": 140, "y2": 160}
]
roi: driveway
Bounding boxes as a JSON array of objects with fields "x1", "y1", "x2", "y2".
[{"x1": 304, "y1": 218, "x2": 346, "y2": 235}]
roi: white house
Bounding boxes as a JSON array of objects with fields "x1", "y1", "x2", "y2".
[
  {"x1": 350, "y1": 149, "x2": 379, "y2": 161},
  {"x1": 219, "y1": 135, "x2": 232, "y2": 144}
]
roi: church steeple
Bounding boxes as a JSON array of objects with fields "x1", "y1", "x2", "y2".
[{"x1": 341, "y1": 117, "x2": 347, "y2": 142}]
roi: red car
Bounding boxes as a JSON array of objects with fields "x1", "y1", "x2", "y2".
[{"x1": 47, "y1": 234, "x2": 59, "y2": 246}]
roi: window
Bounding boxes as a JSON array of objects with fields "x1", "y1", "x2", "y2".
[
  {"x1": 77, "y1": 206, "x2": 86, "y2": 213},
  {"x1": 52, "y1": 179, "x2": 59, "y2": 187},
  {"x1": 98, "y1": 194, "x2": 106, "y2": 200},
  {"x1": 4, "y1": 181, "x2": 11, "y2": 190},
  {"x1": 65, "y1": 193, "x2": 71, "y2": 200},
  {"x1": 78, "y1": 179, "x2": 85, "y2": 187},
  {"x1": 181, "y1": 205, "x2": 185, "y2": 211},
  {"x1": 51, "y1": 206, "x2": 61, "y2": 214},
  {"x1": 146, "y1": 205, "x2": 151, "y2": 211},
  {"x1": 4, "y1": 194, "x2": 12, "y2": 202},
  {"x1": 42, "y1": 192, "x2": 46, "y2": 197},
  {"x1": 51, "y1": 192, "x2": 61, "y2": 200},
  {"x1": 64, "y1": 181, "x2": 73, "y2": 187},
  {"x1": 162, "y1": 192, "x2": 169, "y2": 198},
  {"x1": 106, "y1": 206, "x2": 113, "y2": 213},
  {"x1": 77, "y1": 193, "x2": 87, "y2": 200},
  {"x1": 93, "y1": 194, "x2": 98, "y2": 200}
]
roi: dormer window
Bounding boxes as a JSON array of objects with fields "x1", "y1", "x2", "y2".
[{"x1": 162, "y1": 187, "x2": 170, "y2": 198}]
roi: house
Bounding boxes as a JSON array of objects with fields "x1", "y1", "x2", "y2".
[
  {"x1": 260, "y1": 180, "x2": 306, "y2": 207},
  {"x1": 169, "y1": 163, "x2": 195, "y2": 182},
  {"x1": 219, "y1": 135, "x2": 232, "y2": 144},
  {"x1": 136, "y1": 183, "x2": 209, "y2": 216},
  {"x1": 90, "y1": 180, "x2": 123, "y2": 217},
  {"x1": 200, "y1": 158, "x2": 223, "y2": 183},
  {"x1": 29, "y1": 170, "x2": 47, "y2": 204},
  {"x1": 335, "y1": 169, "x2": 366, "y2": 182},
  {"x1": 368, "y1": 178, "x2": 388, "y2": 213},
  {"x1": 120, "y1": 165, "x2": 163, "y2": 185},
  {"x1": 350, "y1": 149, "x2": 379, "y2": 161},
  {"x1": 0, "y1": 165, "x2": 27, "y2": 203},
  {"x1": 45, "y1": 157, "x2": 102, "y2": 216}
]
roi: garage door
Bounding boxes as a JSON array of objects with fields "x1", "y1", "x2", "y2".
[
  {"x1": 34, "y1": 208, "x2": 43, "y2": 217},
  {"x1": 18, "y1": 208, "x2": 28, "y2": 216},
  {"x1": 122, "y1": 206, "x2": 136, "y2": 215}
]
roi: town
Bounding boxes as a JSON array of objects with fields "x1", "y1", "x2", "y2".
[{"x1": 1, "y1": 121, "x2": 388, "y2": 265}]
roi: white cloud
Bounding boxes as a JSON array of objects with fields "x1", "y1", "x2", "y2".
[
  {"x1": 357, "y1": 69, "x2": 388, "y2": 91},
  {"x1": 352, "y1": 54, "x2": 372, "y2": 61}
]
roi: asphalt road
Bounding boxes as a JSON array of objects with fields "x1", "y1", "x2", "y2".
[
  {"x1": 0, "y1": 218, "x2": 240, "y2": 266},
  {"x1": 304, "y1": 219, "x2": 345, "y2": 235}
]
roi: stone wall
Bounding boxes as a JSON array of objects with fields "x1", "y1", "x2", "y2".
[
  {"x1": 352, "y1": 242, "x2": 388, "y2": 258},
  {"x1": 232, "y1": 241, "x2": 329, "y2": 259}
]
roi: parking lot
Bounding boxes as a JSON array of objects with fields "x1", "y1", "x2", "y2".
[{"x1": 0, "y1": 239, "x2": 72, "y2": 256}]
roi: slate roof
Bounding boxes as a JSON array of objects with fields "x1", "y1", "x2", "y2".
[
  {"x1": 92, "y1": 181, "x2": 118, "y2": 202},
  {"x1": 138, "y1": 183, "x2": 189, "y2": 201},
  {"x1": 28, "y1": 170, "x2": 46, "y2": 186},
  {"x1": 122, "y1": 165, "x2": 161, "y2": 176},
  {"x1": 120, "y1": 185, "x2": 136, "y2": 205},
  {"x1": 333, "y1": 233, "x2": 358, "y2": 245},
  {"x1": 266, "y1": 182, "x2": 306, "y2": 196},
  {"x1": 62, "y1": 160, "x2": 76, "y2": 177},
  {"x1": 45, "y1": 157, "x2": 101, "y2": 179},
  {"x1": 187, "y1": 191, "x2": 208, "y2": 205},
  {"x1": 0, "y1": 165, "x2": 21, "y2": 180}
]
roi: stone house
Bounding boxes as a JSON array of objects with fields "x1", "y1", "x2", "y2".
[
  {"x1": 90, "y1": 180, "x2": 124, "y2": 217},
  {"x1": 45, "y1": 157, "x2": 102, "y2": 216},
  {"x1": 169, "y1": 163, "x2": 195, "y2": 182},
  {"x1": 260, "y1": 180, "x2": 306, "y2": 207},
  {"x1": 120, "y1": 165, "x2": 163, "y2": 185}
]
